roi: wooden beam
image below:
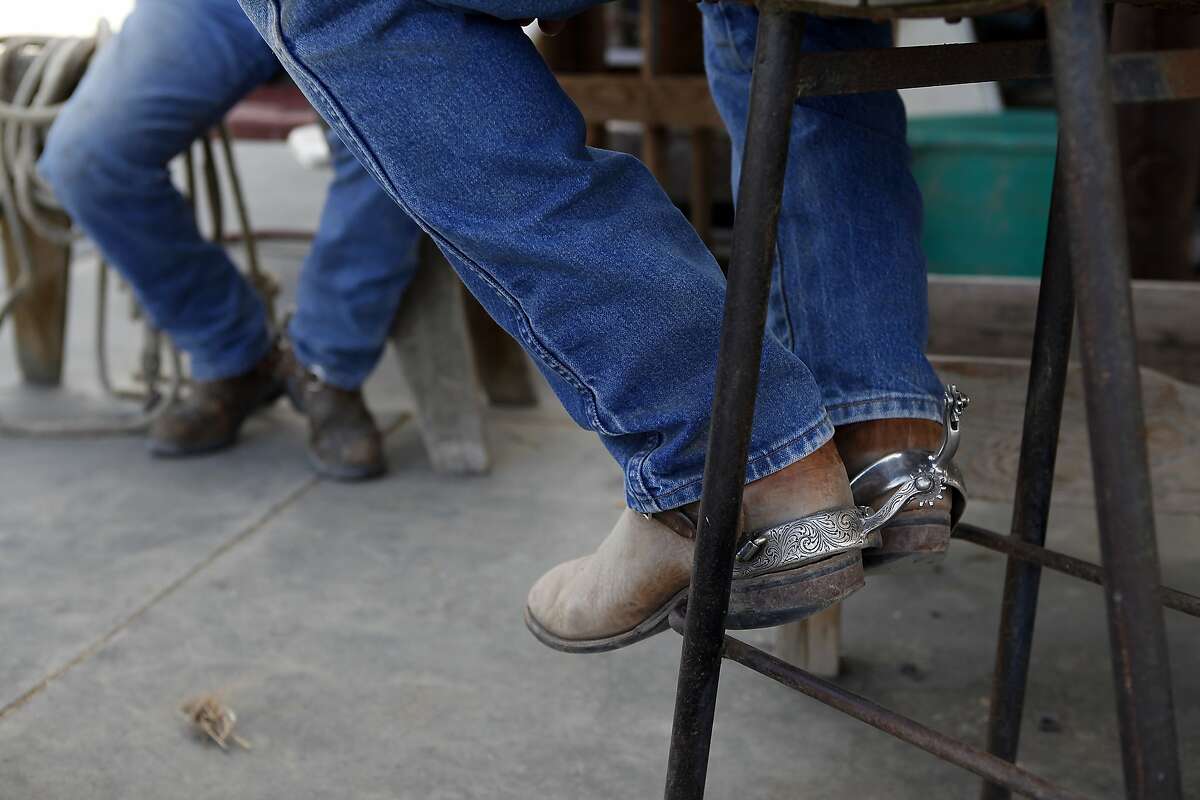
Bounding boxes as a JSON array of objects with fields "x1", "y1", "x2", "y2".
[
  {"x1": 555, "y1": 74, "x2": 722, "y2": 128},
  {"x1": 927, "y1": 274, "x2": 1200, "y2": 386}
]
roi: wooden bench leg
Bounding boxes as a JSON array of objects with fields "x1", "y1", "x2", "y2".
[
  {"x1": 1, "y1": 215, "x2": 71, "y2": 387},
  {"x1": 391, "y1": 237, "x2": 490, "y2": 476},
  {"x1": 774, "y1": 605, "x2": 842, "y2": 678},
  {"x1": 463, "y1": 294, "x2": 537, "y2": 408}
]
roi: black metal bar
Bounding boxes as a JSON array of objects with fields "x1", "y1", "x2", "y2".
[
  {"x1": 791, "y1": 40, "x2": 1200, "y2": 104},
  {"x1": 795, "y1": 40, "x2": 1050, "y2": 97},
  {"x1": 1045, "y1": 1, "x2": 1183, "y2": 797},
  {"x1": 955, "y1": 524, "x2": 1200, "y2": 618},
  {"x1": 662, "y1": 8, "x2": 806, "y2": 800},
  {"x1": 979, "y1": 152, "x2": 1075, "y2": 800},
  {"x1": 719, "y1": 633, "x2": 1089, "y2": 800}
]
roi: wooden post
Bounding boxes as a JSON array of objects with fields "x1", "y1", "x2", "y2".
[
  {"x1": 392, "y1": 238, "x2": 490, "y2": 476},
  {"x1": 1, "y1": 50, "x2": 80, "y2": 388},
  {"x1": 1112, "y1": 4, "x2": 1200, "y2": 281},
  {"x1": 774, "y1": 605, "x2": 842, "y2": 678},
  {"x1": 1, "y1": 214, "x2": 71, "y2": 386},
  {"x1": 639, "y1": 0, "x2": 704, "y2": 182},
  {"x1": 689, "y1": 127, "x2": 715, "y2": 246}
]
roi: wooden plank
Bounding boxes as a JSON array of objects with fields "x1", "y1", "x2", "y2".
[
  {"x1": 1, "y1": 215, "x2": 71, "y2": 387},
  {"x1": 392, "y1": 238, "x2": 490, "y2": 476},
  {"x1": 774, "y1": 605, "x2": 842, "y2": 678},
  {"x1": 935, "y1": 357, "x2": 1200, "y2": 516},
  {"x1": 555, "y1": 75, "x2": 723, "y2": 129},
  {"x1": 689, "y1": 127, "x2": 715, "y2": 246},
  {"x1": 927, "y1": 274, "x2": 1200, "y2": 386}
]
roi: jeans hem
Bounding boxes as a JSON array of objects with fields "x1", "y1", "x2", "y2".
[
  {"x1": 291, "y1": 354, "x2": 368, "y2": 392},
  {"x1": 825, "y1": 393, "x2": 942, "y2": 428},
  {"x1": 188, "y1": 330, "x2": 273, "y2": 383},
  {"x1": 628, "y1": 412, "x2": 836, "y2": 514},
  {"x1": 288, "y1": 325, "x2": 371, "y2": 391}
]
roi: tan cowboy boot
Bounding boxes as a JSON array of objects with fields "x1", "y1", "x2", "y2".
[{"x1": 525, "y1": 441, "x2": 871, "y2": 653}]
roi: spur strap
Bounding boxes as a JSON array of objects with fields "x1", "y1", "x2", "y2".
[{"x1": 732, "y1": 505, "x2": 873, "y2": 580}]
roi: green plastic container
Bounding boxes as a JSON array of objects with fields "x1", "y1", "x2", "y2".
[{"x1": 908, "y1": 111, "x2": 1057, "y2": 277}]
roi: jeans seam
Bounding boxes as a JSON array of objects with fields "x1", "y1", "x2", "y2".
[
  {"x1": 262, "y1": 1, "x2": 617, "y2": 437},
  {"x1": 627, "y1": 432, "x2": 663, "y2": 508}
]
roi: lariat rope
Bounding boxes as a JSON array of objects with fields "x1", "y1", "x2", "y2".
[{"x1": 0, "y1": 27, "x2": 280, "y2": 436}]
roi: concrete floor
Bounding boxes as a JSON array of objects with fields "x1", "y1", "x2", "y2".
[{"x1": 1, "y1": 146, "x2": 1198, "y2": 799}]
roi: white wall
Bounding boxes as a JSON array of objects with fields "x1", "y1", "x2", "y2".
[
  {"x1": 896, "y1": 18, "x2": 1002, "y2": 117},
  {"x1": 4, "y1": 1, "x2": 133, "y2": 36}
]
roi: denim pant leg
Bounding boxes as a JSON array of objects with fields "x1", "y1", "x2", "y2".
[
  {"x1": 238, "y1": 0, "x2": 835, "y2": 512},
  {"x1": 37, "y1": 0, "x2": 279, "y2": 381},
  {"x1": 701, "y1": 3, "x2": 945, "y2": 426},
  {"x1": 288, "y1": 130, "x2": 422, "y2": 390}
]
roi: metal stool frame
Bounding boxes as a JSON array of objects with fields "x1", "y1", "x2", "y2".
[{"x1": 662, "y1": 2, "x2": 1199, "y2": 798}]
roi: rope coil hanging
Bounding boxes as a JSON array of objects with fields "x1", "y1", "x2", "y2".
[{"x1": 0, "y1": 26, "x2": 274, "y2": 436}]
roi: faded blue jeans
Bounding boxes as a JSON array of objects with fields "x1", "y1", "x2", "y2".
[
  {"x1": 38, "y1": 0, "x2": 422, "y2": 389},
  {"x1": 235, "y1": 0, "x2": 943, "y2": 512}
]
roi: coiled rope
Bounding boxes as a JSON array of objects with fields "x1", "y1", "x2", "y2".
[{"x1": 0, "y1": 26, "x2": 275, "y2": 436}]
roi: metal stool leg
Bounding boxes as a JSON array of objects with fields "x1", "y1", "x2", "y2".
[
  {"x1": 662, "y1": 8, "x2": 806, "y2": 800},
  {"x1": 1045, "y1": 1, "x2": 1182, "y2": 796},
  {"x1": 980, "y1": 152, "x2": 1075, "y2": 800}
]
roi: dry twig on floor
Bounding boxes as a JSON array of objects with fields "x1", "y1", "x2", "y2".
[{"x1": 181, "y1": 695, "x2": 252, "y2": 751}]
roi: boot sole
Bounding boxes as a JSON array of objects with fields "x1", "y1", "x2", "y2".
[
  {"x1": 524, "y1": 550, "x2": 864, "y2": 654},
  {"x1": 862, "y1": 509, "x2": 952, "y2": 574},
  {"x1": 307, "y1": 451, "x2": 387, "y2": 482}
]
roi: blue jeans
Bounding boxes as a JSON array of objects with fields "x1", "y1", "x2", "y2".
[
  {"x1": 236, "y1": 0, "x2": 942, "y2": 512},
  {"x1": 702, "y1": 4, "x2": 943, "y2": 425},
  {"x1": 37, "y1": 0, "x2": 421, "y2": 389}
]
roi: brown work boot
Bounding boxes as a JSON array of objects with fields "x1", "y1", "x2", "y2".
[
  {"x1": 281, "y1": 351, "x2": 386, "y2": 482},
  {"x1": 148, "y1": 347, "x2": 284, "y2": 457},
  {"x1": 525, "y1": 441, "x2": 870, "y2": 653}
]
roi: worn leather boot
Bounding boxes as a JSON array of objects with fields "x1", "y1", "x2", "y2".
[
  {"x1": 148, "y1": 347, "x2": 284, "y2": 457},
  {"x1": 281, "y1": 352, "x2": 386, "y2": 482},
  {"x1": 526, "y1": 442, "x2": 869, "y2": 653}
]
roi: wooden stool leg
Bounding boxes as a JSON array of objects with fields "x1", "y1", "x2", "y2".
[
  {"x1": 392, "y1": 238, "x2": 490, "y2": 476},
  {"x1": 664, "y1": 11, "x2": 806, "y2": 800},
  {"x1": 1046, "y1": 1, "x2": 1182, "y2": 796},
  {"x1": 2, "y1": 215, "x2": 71, "y2": 387},
  {"x1": 775, "y1": 605, "x2": 841, "y2": 678}
]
